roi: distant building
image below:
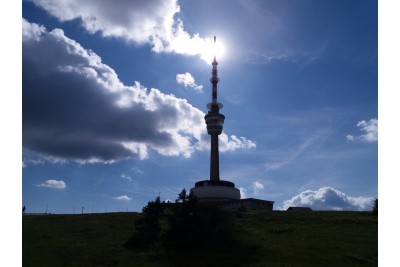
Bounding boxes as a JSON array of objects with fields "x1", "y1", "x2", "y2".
[
  {"x1": 212, "y1": 198, "x2": 274, "y2": 211},
  {"x1": 287, "y1": 207, "x2": 313, "y2": 211}
]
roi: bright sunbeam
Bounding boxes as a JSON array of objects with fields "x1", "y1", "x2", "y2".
[
  {"x1": 199, "y1": 37, "x2": 225, "y2": 64},
  {"x1": 169, "y1": 34, "x2": 226, "y2": 64}
]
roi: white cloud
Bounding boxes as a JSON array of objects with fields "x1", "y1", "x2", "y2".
[
  {"x1": 239, "y1": 181, "x2": 265, "y2": 198},
  {"x1": 265, "y1": 131, "x2": 327, "y2": 170},
  {"x1": 346, "y1": 134, "x2": 354, "y2": 141},
  {"x1": 113, "y1": 195, "x2": 132, "y2": 201},
  {"x1": 132, "y1": 167, "x2": 144, "y2": 174},
  {"x1": 219, "y1": 135, "x2": 257, "y2": 152},
  {"x1": 176, "y1": 72, "x2": 203, "y2": 92},
  {"x1": 121, "y1": 173, "x2": 132, "y2": 181},
  {"x1": 37, "y1": 179, "x2": 66, "y2": 189},
  {"x1": 22, "y1": 18, "x2": 46, "y2": 42},
  {"x1": 239, "y1": 187, "x2": 247, "y2": 199},
  {"x1": 250, "y1": 181, "x2": 264, "y2": 195},
  {"x1": 282, "y1": 187, "x2": 374, "y2": 211},
  {"x1": 346, "y1": 118, "x2": 378, "y2": 143},
  {"x1": 22, "y1": 19, "x2": 255, "y2": 163},
  {"x1": 30, "y1": 0, "x2": 218, "y2": 62}
]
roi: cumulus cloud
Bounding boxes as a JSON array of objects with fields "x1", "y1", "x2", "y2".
[
  {"x1": 194, "y1": 134, "x2": 256, "y2": 153},
  {"x1": 176, "y1": 72, "x2": 203, "y2": 92},
  {"x1": 346, "y1": 118, "x2": 378, "y2": 143},
  {"x1": 37, "y1": 179, "x2": 66, "y2": 189},
  {"x1": 219, "y1": 135, "x2": 257, "y2": 152},
  {"x1": 30, "y1": 0, "x2": 216, "y2": 61},
  {"x1": 250, "y1": 181, "x2": 264, "y2": 195},
  {"x1": 22, "y1": 19, "x2": 255, "y2": 163},
  {"x1": 282, "y1": 187, "x2": 374, "y2": 211},
  {"x1": 239, "y1": 187, "x2": 247, "y2": 199},
  {"x1": 239, "y1": 181, "x2": 265, "y2": 198},
  {"x1": 113, "y1": 195, "x2": 132, "y2": 201}
]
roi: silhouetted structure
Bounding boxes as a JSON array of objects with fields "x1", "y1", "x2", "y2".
[
  {"x1": 189, "y1": 37, "x2": 273, "y2": 210},
  {"x1": 202, "y1": 198, "x2": 274, "y2": 211},
  {"x1": 190, "y1": 37, "x2": 240, "y2": 202}
]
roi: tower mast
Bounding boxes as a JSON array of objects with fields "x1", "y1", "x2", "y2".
[
  {"x1": 205, "y1": 36, "x2": 225, "y2": 182},
  {"x1": 190, "y1": 36, "x2": 271, "y2": 206}
]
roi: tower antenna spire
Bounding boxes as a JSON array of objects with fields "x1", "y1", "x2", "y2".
[
  {"x1": 213, "y1": 36, "x2": 216, "y2": 61},
  {"x1": 207, "y1": 36, "x2": 222, "y2": 111}
]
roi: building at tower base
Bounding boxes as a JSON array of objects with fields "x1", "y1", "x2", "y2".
[{"x1": 190, "y1": 180, "x2": 240, "y2": 202}]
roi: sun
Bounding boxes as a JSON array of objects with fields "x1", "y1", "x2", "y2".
[{"x1": 200, "y1": 37, "x2": 225, "y2": 64}]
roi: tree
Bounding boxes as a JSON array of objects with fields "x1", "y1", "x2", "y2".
[
  {"x1": 176, "y1": 189, "x2": 188, "y2": 203},
  {"x1": 125, "y1": 196, "x2": 164, "y2": 249},
  {"x1": 142, "y1": 196, "x2": 163, "y2": 230}
]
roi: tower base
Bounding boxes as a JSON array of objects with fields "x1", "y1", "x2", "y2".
[{"x1": 190, "y1": 180, "x2": 241, "y2": 202}]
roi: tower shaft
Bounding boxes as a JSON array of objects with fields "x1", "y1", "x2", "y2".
[{"x1": 210, "y1": 134, "x2": 220, "y2": 181}]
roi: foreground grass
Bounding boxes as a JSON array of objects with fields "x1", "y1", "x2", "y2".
[{"x1": 23, "y1": 211, "x2": 377, "y2": 266}]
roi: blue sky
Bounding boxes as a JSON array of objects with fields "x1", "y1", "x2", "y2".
[{"x1": 21, "y1": 0, "x2": 378, "y2": 213}]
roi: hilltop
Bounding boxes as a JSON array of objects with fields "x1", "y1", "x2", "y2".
[{"x1": 23, "y1": 210, "x2": 377, "y2": 267}]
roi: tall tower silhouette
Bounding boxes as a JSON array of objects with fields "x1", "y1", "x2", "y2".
[
  {"x1": 190, "y1": 36, "x2": 240, "y2": 202},
  {"x1": 206, "y1": 36, "x2": 225, "y2": 182}
]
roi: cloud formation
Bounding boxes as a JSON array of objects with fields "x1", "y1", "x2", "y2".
[
  {"x1": 265, "y1": 130, "x2": 329, "y2": 170},
  {"x1": 282, "y1": 187, "x2": 374, "y2": 211},
  {"x1": 22, "y1": 19, "x2": 255, "y2": 164},
  {"x1": 37, "y1": 180, "x2": 66, "y2": 189},
  {"x1": 239, "y1": 181, "x2": 265, "y2": 198},
  {"x1": 176, "y1": 72, "x2": 203, "y2": 92},
  {"x1": 346, "y1": 118, "x2": 378, "y2": 143},
  {"x1": 30, "y1": 0, "x2": 216, "y2": 61},
  {"x1": 250, "y1": 181, "x2": 264, "y2": 195},
  {"x1": 113, "y1": 195, "x2": 132, "y2": 201},
  {"x1": 239, "y1": 187, "x2": 247, "y2": 199},
  {"x1": 132, "y1": 167, "x2": 144, "y2": 174},
  {"x1": 121, "y1": 174, "x2": 132, "y2": 181}
]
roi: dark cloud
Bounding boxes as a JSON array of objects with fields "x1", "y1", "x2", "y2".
[
  {"x1": 22, "y1": 19, "x2": 255, "y2": 163},
  {"x1": 22, "y1": 20, "x2": 195, "y2": 162}
]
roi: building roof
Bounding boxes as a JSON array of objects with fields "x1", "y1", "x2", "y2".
[{"x1": 286, "y1": 207, "x2": 313, "y2": 211}]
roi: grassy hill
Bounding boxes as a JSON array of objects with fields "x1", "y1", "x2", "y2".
[{"x1": 23, "y1": 210, "x2": 377, "y2": 267}]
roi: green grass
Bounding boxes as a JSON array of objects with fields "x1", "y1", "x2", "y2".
[{"x1": 23, "y1": 211, "x2": 377, "y2": 266}]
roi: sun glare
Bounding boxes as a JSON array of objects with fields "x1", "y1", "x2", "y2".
[{"x1": 200, "y1": 37, "x2": 225, "y2": 64}]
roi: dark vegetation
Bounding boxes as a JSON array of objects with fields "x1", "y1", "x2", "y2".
[
  {"x1": 23, "y1": 192, "x2": 378, "y2": 267},
  {"x1": 373, "y1": 198, "x2": 378, "y2": 215}
]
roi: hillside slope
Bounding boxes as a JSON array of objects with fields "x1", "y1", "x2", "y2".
[{"x1": 23, "y1": 211, "x2": 377, "y2": 267}]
